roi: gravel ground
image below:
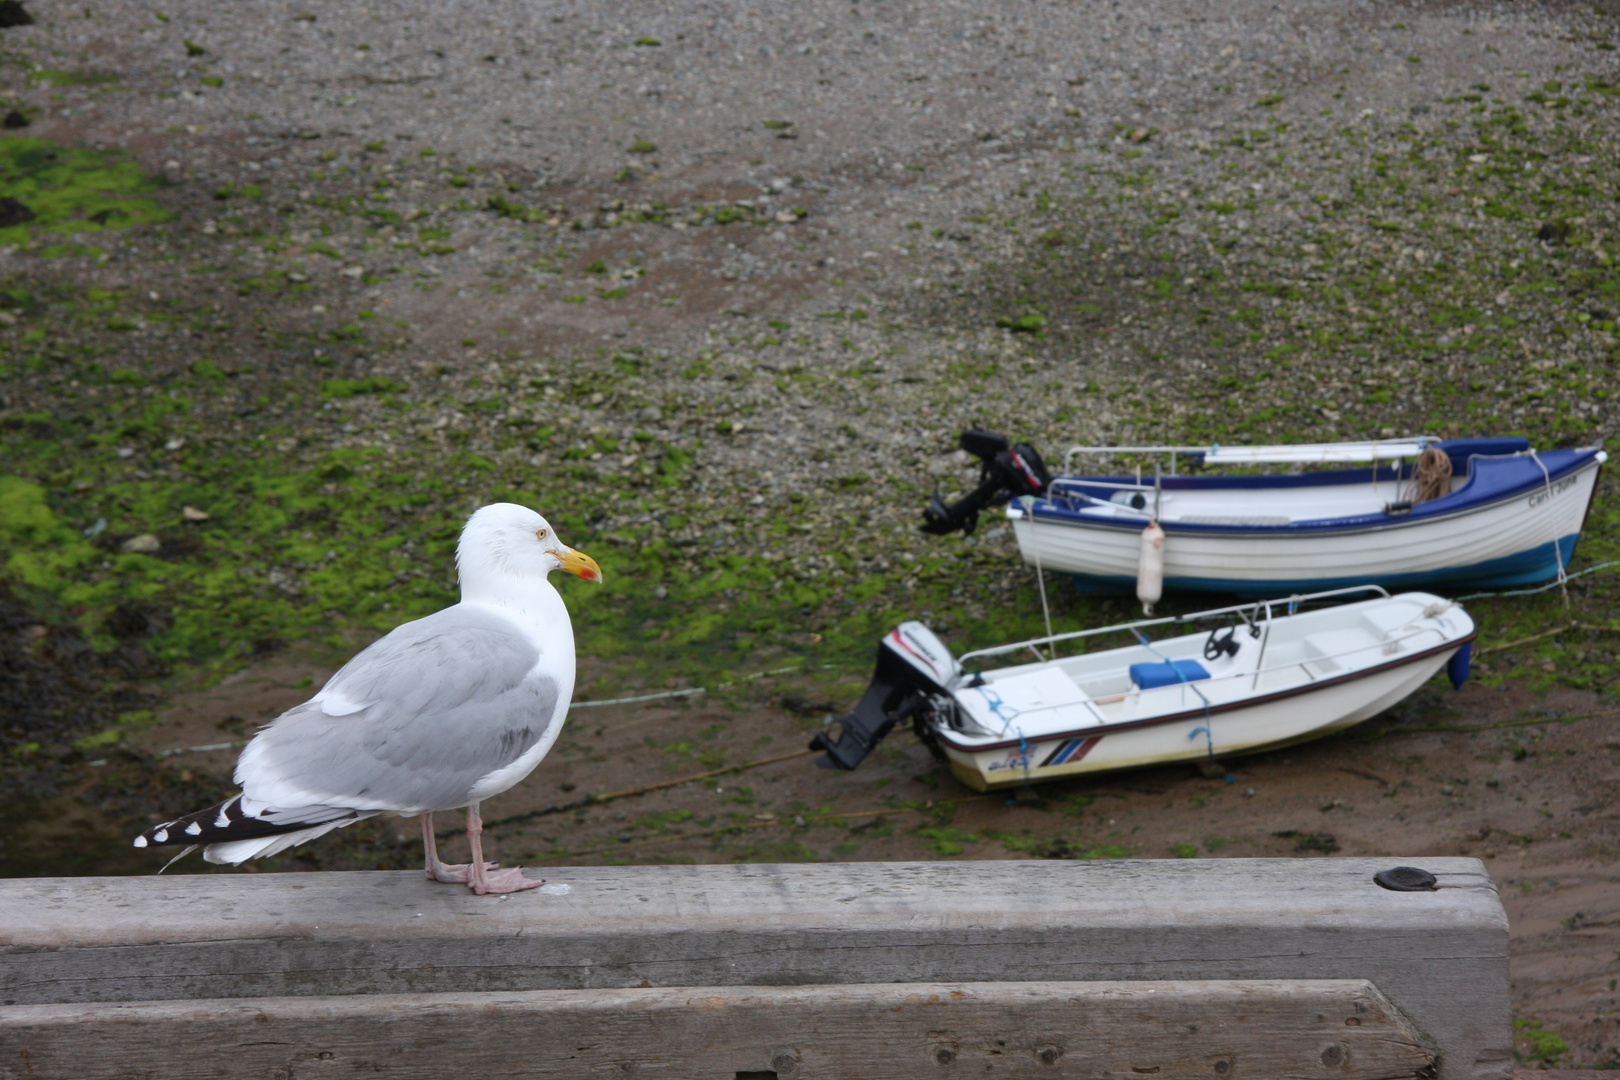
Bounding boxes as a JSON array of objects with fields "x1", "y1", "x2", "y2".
[
  {"x1": 2, "y1": 0, "x2": 1620, "y2": 1067},
  {"x1": 7, "y1": 0, "x2": 1619, "y2": 520}
]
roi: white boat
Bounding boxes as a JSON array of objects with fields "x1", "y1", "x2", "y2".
[
  {"x1": 1006, "y1": 437, "x2": 1606, "y2": 596},
  {"x1": 811, "y1": 588, "x2": 1476, "y2": 791}
]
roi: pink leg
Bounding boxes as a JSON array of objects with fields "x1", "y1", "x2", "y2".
[
  {"x1": 464, "y1": 801, "x2": 543, "y2": 895},
  {"x1": 421, "y1": 811, "x2": 494, "y2": 885}
]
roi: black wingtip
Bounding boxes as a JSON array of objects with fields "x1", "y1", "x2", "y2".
[{"x1": 135, "y1": 794, "x2": 346, "y2": 849}]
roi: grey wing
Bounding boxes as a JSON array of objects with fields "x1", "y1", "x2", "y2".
[{"x1": 235, "y1": 606, "x2": 562, "y2": 813}]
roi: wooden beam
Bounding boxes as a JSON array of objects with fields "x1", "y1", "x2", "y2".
[
  {"x1": 0, "y1": 858, "x2": 1508, "y2": 1080},
  {"x1": 3, "y1": 979, "x2": 1434, "y2": 1080}
]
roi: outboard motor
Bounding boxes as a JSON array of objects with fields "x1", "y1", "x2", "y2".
[
  {"x1": 921, "y1": 429, "x2": 1052, "y2": 536},
  {"x1": 811, "y1": 621, "x2": 961, "y2": 770}
]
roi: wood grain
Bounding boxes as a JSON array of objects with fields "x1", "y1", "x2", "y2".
[
  {"x1": 0, "y1": 858, "x2": 1509, "y2": 1080},
  {"x1": 0, "y1": 979, "x2": 1435, "y2": 1080}
]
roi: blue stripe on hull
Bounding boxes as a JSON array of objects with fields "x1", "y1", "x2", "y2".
[
  {"x1": 1040, "y1": 447, "x2": 1602, "y2": 536},
  {"x1": 1069, "y1": 533, "x2": 1583, "y2": 597}
]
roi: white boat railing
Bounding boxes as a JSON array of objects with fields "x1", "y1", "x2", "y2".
[
  {"x1": 952, "y1": 585, "x2": 1393, "y2": 668},
  {"x1": 957, "y1": 617, "x2": 1462, "y2": 741},
  {"x1": 1060, "y1": 437, "x2": 1441, "y2": 475},
  {"x1": 1041, "y1": 481, "x2": 1157, "y2": 518},
  {"x1": 1051, "y1": 478, "x2": 1159, "y2": 493}
]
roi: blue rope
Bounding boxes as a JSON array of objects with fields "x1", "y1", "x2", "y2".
[
  {"x1": 1131, "y1": 627, "x2": 1167, "y2": 657},
  {"x1": 1188, "y1": 714, "x2": 1215, "y2": 757},
  {"x1": 974, "y1": 685, "x2": 1021, "y2": 727},
  {"x1": 1007, "y1": 727, "x2": 1035, "y2": 804},
  {"x1": 973, "y1": 685, "x2": 1037, "y2": 801},
  {"x1": 1132, "y1": 630, "x2": 1217, "y2": 758}
]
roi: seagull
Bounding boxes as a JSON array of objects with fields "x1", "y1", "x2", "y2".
[{"x1": 133, "y1": 503, "x2": 601, "y2": 895}]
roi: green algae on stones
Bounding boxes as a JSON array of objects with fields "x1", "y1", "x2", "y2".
[{"x1": 0, "y1": 137, "x2": 171, "y2": 252}]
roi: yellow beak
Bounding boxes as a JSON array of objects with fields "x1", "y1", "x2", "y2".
[{"x1": 555, "y1": 547, "x2": 603, "y2": 583}]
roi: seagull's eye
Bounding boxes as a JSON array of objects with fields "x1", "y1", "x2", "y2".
[{"x1": 535, "y1": 528, "x2": 548, "y2": 541}]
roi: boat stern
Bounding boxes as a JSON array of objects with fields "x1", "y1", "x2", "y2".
[{"x1": 810, "y1": 622, "x2": 960, "y2": 770}]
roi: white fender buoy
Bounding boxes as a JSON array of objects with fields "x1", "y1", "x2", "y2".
[{"x1": 1137, "y1": 519, "x2": 1164, "y2": 615}]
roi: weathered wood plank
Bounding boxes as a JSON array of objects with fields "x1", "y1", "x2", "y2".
[
  {"x1": 0, "y1": 979, "x2": 1435, "y2": 1080},
  {"x1": 0, "y1": 859, "x2": 1509, "y2": 1080}
]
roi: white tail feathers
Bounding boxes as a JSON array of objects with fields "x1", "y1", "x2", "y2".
[{"x1": 202, "y1": 815, "x2": 373, "y2": 865}]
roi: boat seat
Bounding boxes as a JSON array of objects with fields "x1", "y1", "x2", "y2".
[
  {"x1": 1359, "y1": 604, "x2": 1420, "y2": 639},
  {"x1": 1129, "y1": 659, "x2": 1211, "y2": 690},
  {"x1": 1302, "y1": 628, "x2": 1382, "y2": 675},
  {"x1": 957, "y1": 667, "x2": 1093, "y2": 733}
]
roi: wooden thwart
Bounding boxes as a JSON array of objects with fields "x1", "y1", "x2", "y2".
[{"x1": 3, "y1": 979, "x2": 1433, "y2": 1080}]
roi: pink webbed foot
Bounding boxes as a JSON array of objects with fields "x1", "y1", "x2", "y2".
[
  {"x1": 468, "y1": 866, "x2": 545, "y2": 895},
  {"x1": 425, "y1": 861, "x2": 498, "y2": 885},
  {"x1": 457, "y1": 801, "x2": 545, "y2": 894}
]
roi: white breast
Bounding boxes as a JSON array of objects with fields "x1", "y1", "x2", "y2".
[{"x1": 461, "y1": 591, "x2": 576, "y2": 805}]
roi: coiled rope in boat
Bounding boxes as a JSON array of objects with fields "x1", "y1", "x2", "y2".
[{"x1": 1406, "y1": 445, "x2": 1453, "y2": 505}]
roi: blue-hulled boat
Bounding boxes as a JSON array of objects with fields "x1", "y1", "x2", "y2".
[{"x1": 1007, "y1": 437, "x2": 1606, "y2": 596}]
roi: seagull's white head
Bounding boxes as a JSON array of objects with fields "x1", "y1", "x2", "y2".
[{"x1": 456, "y1": 503, "x2": 602, "y2": 597}]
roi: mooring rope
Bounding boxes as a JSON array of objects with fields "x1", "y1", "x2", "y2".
[
  {"x1": 1012, "y1": 727, "x2": 1035, "y2": 802},
  {"x1": 1453, "y1": 560, "x2": 1618, "y2": 602},
  {"x1": 1528, "y1": 450, "x2": 1571, "y2": 609},
  {"x1": 1028, "y1": 498, "x2": 1057, "y2": 658}
]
